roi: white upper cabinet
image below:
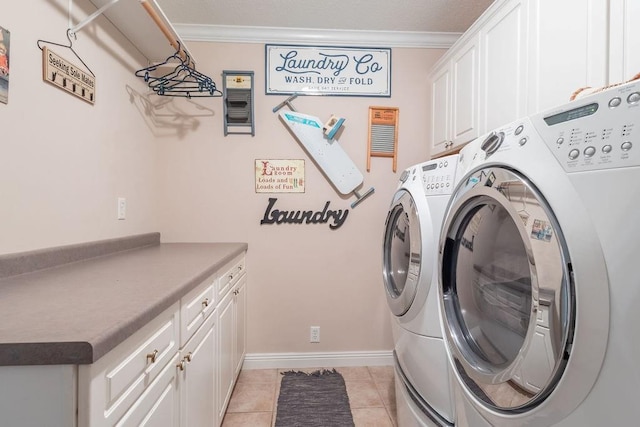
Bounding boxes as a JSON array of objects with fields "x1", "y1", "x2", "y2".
[
  {"x1": 429, "y1": 34, "x2": 480, "y2": 157},
  {"x1": 527, "y1": 0, "x2": 608, "y2": 113},
  {"x1": 430, "y1": 63, "x2": 452, "y2": 154},
  {"x1": 478, "y1": 0, "x2": 528, "y2": 133},
  {"x1": 429, "y1": 0, "x2": 631, "y2": 157},
  {"x1": 609, "y1": 0, "x2": 640, "y2": 83}
]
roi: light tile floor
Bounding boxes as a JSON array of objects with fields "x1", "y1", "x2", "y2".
[{"x1": 221, "y1": 366, "x2": 397, "y2": 427}]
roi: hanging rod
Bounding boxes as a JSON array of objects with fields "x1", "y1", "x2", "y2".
[{"x1": 68, "y1": 0, "x2": 194, "y2": 67}]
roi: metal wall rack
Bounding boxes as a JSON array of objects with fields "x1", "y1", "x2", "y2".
[{"x1": 222, "y1": 70, "x2": 255, "y2": 136}]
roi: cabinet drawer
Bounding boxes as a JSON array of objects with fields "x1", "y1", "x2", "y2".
[
  {"x1": 78, "y1": 303, "x2": 180, "y2": 427},
  {"x1": 105, "y1": 309, "x2": 178, "y2": 412},
  {"x1": 218, "y1": 253, "x2": 245, "y2": 301},
  {"x1": 180, "y1": 274, "x2": 216, "y2": 347},
  {"x1": 115, "y1": 352, "x2": 179, "y2": 427}
]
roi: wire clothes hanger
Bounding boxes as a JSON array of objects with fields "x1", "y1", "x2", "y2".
[
  {"x1": 135, "y1": 42, "x2": 222, "y2": 98},
  {"x1": 37, "y1": 29, "x2": 95, "y2": 77}
]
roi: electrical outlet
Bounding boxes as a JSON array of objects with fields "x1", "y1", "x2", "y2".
[
  {"x1": 310, "y1": 326, "x2": 320, "y2": 343},
  {"x1": 117, "y1": 197, "x2": 126, "y2": 220}
]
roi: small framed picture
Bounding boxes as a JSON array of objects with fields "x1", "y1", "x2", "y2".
[{"x1": 0, "y1": 25, "x2": 10, "y2": 104}]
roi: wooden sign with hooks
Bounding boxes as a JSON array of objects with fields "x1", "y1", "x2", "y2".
[{"x1": 42, "y1": 47, "x2": 95, "y2": 104}]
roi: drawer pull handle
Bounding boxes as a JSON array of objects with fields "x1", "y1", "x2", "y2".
[
  {"x1": 202, "y1": 298, "x2": 210, "y2": 308},
  {"x1": 186, "y1": 352, "x2": 193, "y2": 362},
  {"x1": 176, "y1": 359, "x2": 186, "y2": 371},
  {"x1": 146, "y1": 349, "x2": 159, "y2": 364}
]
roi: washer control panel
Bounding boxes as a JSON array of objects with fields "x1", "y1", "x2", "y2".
[
  {"x1": 530, "y1": 79, "x2": 640, "y2": 172},
  {"x1": 420, "y1": 155, "x2": 459, "y2": 196}
]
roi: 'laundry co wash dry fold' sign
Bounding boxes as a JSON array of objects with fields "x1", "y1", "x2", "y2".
[{"x1": 265, "y1": 44, "x2": 391, "y2": 97}]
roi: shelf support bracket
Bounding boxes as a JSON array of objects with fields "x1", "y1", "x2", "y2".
[{"x1": 69, "y1": 0, "x2": 122, "y2": 36}]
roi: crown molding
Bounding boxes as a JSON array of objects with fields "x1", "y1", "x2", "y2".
[{"x1": 174, "y1": 24, "x2": 461, "y2": 48}]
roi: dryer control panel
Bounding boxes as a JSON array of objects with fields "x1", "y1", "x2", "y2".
[
  {"x1": 420, "y1": 155, "x2": 459, "y2": 196},
  {"x1": 530, "y1": 79, "x2": 640, "y2": 172}
]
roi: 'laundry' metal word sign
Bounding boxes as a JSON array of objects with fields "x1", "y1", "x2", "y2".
[
  {"x1": 265, "y1": 44, "x2": 391, "y2": 97},
  {"x1": 260, "y1": 198, "x2": 349, "y2": 229}
]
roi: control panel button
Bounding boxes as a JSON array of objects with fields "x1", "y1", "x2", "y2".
[
  {"x1": 515, "y1": 125, "x2": 524, "y2": 135},
  {"x1": 602, "y1": 145, "x2": 613, "y2": 154},
  {"x1": 628, "y1": 92, "x2": 640, "y2": 104},
  {"x1": 609, "y1": 97, "x2": 622, "y2": 108},
  {"x1": 519, "y1": 137, "x2": 528, "y2": 146},
  {"x1": 622, "y1": 141, "x2": 633, "y2": 151},
  {"x1": 568, "y1": 149, "x2": 580, "y2": 160},
  {"x1": 584, "y1": 146, "x2": 596, "y2": 157},
  {"x1": 557, "y1": 137, "x2": 564, "y2": 145}
]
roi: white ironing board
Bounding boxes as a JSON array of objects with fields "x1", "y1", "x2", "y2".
[{"x1": 273, "y1": 95, "x2": 374, "y2": 208}]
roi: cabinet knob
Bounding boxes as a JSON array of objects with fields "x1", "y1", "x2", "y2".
[
  {"x1": 146, "y1": 349, "x2": 158, "y2": 364},
  {"x1": 185, "y1": 352, "x2": 193, "y2": 362},
  {"x1": 176, "y1": 359, "x2": 186, "y2": 371},
  {"x1": 202, "y1": 298, "x2": 210, "y2": 308}
]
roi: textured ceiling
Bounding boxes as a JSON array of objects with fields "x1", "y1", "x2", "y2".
[{"x1": 157, "y1": 0, "x2": 494, "y2": 34}]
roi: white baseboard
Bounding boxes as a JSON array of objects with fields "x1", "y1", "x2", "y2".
[{"x1": 242, "y1": 350, "x2": 394, "y2": 370}]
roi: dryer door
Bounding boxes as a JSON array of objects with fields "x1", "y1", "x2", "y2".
[
  {"x1": 383, "y1": 189, "x2": 422, "y2": 316},
  {"x1": 439, "y1": 166, "x2": 574, "y2": 412}
]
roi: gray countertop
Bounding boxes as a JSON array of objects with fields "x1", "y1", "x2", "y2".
[{"x1": 0, "y1": 235, "x2": 247, "y2": 366}]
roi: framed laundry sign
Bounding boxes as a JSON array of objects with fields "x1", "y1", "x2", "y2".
[
  {"x1": 255, "y1": 159, "x2": 305, "y2": 193},
  {"x1": 265, "y1": 44, "x2": 391, "y2": 97}
]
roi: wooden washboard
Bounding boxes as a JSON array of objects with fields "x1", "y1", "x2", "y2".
[{"x1": 367, "y1": 107, "x2": 399, "y2": 172}]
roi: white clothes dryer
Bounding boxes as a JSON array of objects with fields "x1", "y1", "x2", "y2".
[
  {"x1": 383, "y1": 147, "x2": 482, "y2": 426},
  {"x1": 438, "y1": 79, "x2": 640, "y2": 426}
]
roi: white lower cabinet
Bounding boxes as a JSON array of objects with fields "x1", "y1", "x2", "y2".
[
  {"x1": 76, "y1": 251, "x2": 247, "y2": 427},
  {"x1": 217, "y1": 254, "x2": 247, "y2": 422},
  {"x1": 78, "y1": 303, "x2": 181, "y2": 427},
  {"x1": 178, "y1": 311, "x2": 217, "y2": 427}
]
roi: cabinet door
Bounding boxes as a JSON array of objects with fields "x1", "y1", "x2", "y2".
[
  {"x1": 609, "y1": 0, "x2": 640, "y2": 83},
  {"x1": 528, "y1": 0, "x2": 608, "y2": 114},
  {"x1": 217, "y1": 292, "x2": 235, "y2": 422},
  {"x1": 479, "y1": 0, "x2": 527, "y2": 132},
  {"x1": 179, "y1": 313, "x2": 217, "y2": 427},
  {"x1": 234, "y1": 275, "x2": 247, "y2": 376},
  {"x1": 451, "y1": 34, "x2": 480, "y2": 146},
  {"x1": 430, "y1": 63, "x2": 452, "y2": 156}
]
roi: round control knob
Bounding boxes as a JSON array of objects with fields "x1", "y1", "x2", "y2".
[
  {"x1": 628, "y1": 92, "x2": 640, "y2": 104},
  {"x1": 444, "y1": 160, "x2": 448, "y2": 167},
  {"x1": 609, "y1": 97, "x2": 622, "y2": 108},
  {"x1": 515, "y1": 125, "x2": 524, "y2": 135},
  {"x1": 584, "y1": 146, "x2": 596, "y2": 157},
  {"x1": 519, "y1": 137, "x2": 528, "y2": 146},
  {"x1": 621, "y1": 141, "x2": 633, "y2": 151},
  {"x1": 557, "y1": 137, "x2": 564, "y2": 145},
  {"x1": 480, "y1": 131, "x2": 505, "y2": 156},
  {"x1": 602, "y1": 145, "x2": 612, "y2": 154},
  {"x1": 568, "y1": 149, "x2": 580, "y2": 160}
]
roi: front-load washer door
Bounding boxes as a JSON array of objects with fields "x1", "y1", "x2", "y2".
[
  {"x1": 439, "y1": 165, "x2": 575, "y2": 413},
  {"x1": 383, "y1": 189, "x2": 422, "y2": 316}
]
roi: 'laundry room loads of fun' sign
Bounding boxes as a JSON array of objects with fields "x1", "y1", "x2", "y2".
[{"x1": 265, "y1": 44, "x2": 391, "y2": 97}]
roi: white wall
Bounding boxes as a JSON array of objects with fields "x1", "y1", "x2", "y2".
[
  {"x1": 157, "y1": 42, "x2": 445, "y2": 353},
  {"x1": 1, "y1": 0, "x2": 159, "y2": 254},
  {"x1": 3, "y1": 1, "x2": 445, "y2": 355}
]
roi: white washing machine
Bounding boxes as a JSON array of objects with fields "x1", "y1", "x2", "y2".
[
  {"x1": 438, "y1": 79, "x2": 640, "y2": 426},
  {"x1": 383, "y1": 146, "x2": 481, "y2": 426}
]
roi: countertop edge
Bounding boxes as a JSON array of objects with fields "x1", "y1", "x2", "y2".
[{"x1": 0, "y1": 239, "x2": 248, "y2": 366}]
